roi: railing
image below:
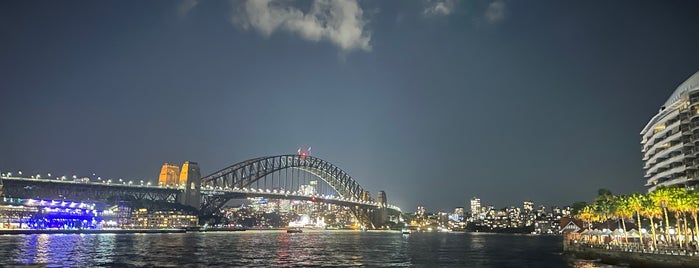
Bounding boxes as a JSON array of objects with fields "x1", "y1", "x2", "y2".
[
  {"x1": 645, "y1": 154, "x2": 685, "y2": 176},
  {"x1": 567, "y1": 240, "x2": 699, "y2": 256}
]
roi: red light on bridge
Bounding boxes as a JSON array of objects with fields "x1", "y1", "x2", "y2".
[{"x1": 297, "y1": 146, "x2": 311, "y2": 158}]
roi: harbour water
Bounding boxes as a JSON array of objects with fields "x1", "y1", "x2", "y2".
[{"x1": 0, "y1": 231, "x2": 614, "y2": 267}]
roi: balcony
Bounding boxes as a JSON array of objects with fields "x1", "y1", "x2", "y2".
[
  {"x1": 643, "y1": 131, "x2": 682, "y2": 159},
  {"x1": 646, "y1": 165, "x2": 686, "y2": 186},
  {"x1": 645, "y1": 143, "x2": 684, "y2": 165},
  {"x1": 645, "y1": 154, "x2": 685, "y2": 176},
  {"x1": 643, "y1": 118, "x2": 680, "y2": 145},
  {"x1": 647, "y1": 176, "x2": 689, "y2": 190}
]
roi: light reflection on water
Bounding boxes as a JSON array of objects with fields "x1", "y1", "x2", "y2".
[{"x1": 0, "y1": 231, "x2": 616, "y2": 267}]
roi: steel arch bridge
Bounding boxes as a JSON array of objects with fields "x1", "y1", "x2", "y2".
[{"x1": 201, "y1": 154, "x2": 372, "y2": 207}]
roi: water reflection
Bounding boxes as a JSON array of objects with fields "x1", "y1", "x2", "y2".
[
  {"x1": 8, "y1": 234, "x2": 118, "y2": 266},
  {"x1": 0, "y1": 231, "x2": 615, "y2": 267}
]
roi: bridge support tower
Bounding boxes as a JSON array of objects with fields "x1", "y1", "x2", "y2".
[{"x1": 177, "y1": 161, "x2": 201, "y2": 209}]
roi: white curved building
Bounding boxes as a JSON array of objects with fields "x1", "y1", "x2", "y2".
[{"x1": 641, "y1": 71, "x2": 699, "y2": 192}]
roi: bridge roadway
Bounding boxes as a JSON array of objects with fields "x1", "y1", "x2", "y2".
[
  {"x1": 0, "y1": 176, "x2": 180, "y2": 202},
  {"x1": 0, "y1": 177, "x2": 401, "y2": 214}
]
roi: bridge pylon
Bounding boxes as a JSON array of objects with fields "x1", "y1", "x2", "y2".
[{"x1": 177, "y1": 161, "x2": 201, "y2": 209}]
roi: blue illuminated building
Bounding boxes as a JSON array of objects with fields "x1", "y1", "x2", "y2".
[{"x1": 1, "y1": 197, "x2": 118, "y2": 230}]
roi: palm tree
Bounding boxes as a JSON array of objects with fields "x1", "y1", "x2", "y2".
[
  {"x1": 649, "y1": 186, "x2": 674, "y2": 243},
  {"x1": 614, "y1": 195, "x2": 633, "y2": 244},
  {"x1": 689, "y1": 189, "x2": 699, "y2": 244},
  {"x1": 628, "y1": 193, "x2": 646, "y2": 248},
  {"x1": 669, "y1": 188, "x2": 692, "y2": 248},
  {"x1": 593, "y1": 194, "x2": 614, "y2": 223},
  {"x1": 640, "y1": 196, "x2": 663, "y2": 249},
  {"x1": 577, "y1": 205, "x2": 599, "y2": 228}
]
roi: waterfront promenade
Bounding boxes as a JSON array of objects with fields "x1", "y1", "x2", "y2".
[{"x1": 564, "y1": 237, "x2": 699, "y2": 267}]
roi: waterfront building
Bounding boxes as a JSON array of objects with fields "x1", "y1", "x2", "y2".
[
  {"x1": 129, "y1": 208, "x2": 198, "y2": 229},
  {"x1": 523, "y1": 201, "x2": 533, "y2": 212},
  {"x1": 522, "y1": 201, "x2": 535, "y2": 226},
  {"x1": 450, "y1": 207, "x2": 464, "y2": 222},
  {"x1": 416, "y1": 206, "x2": 425, "y2": 217},
  {"x1": 470, "y1": 197, "x2": 481, "y2": 220},
  {"x1": 0, "y1": 197, "x2": 118, "y2": 230},
  {"x1": 158, "y1": 163, "x2": 180, "y2": 187},
  {"x1": 640, "y1": 71, "x2": 699, "y2": 191}
]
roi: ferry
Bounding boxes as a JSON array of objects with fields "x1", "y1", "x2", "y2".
[
  {"x1": 401, "y1": 228, "x2": 412, "y2": 234},
  {"x1": 286, "y1": 228, "x2": 303, "y2": 233}
]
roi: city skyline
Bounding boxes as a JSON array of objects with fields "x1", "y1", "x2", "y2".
[{"x1": 2, "y1": 1, "x2": 699, "y2": 211}]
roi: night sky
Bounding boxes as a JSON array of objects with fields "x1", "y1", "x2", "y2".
[{"x1": 2, "y1": 0, "x2": 699, "y2": 212}]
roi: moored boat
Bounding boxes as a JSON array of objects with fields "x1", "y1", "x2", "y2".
[{"x1": 286, "y1": 228, "x2": 303, "y2": 233}]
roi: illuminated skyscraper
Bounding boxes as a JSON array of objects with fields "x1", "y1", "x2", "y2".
[
  {"x1": 158, "y1": 163, "x2": 180, "y2": 187},
  {"x1": 454, "y1": 207, "x2": 464, "y2": 217},
  {"x1": 470, "y1": 197, "x2": 481, "y2": 219},
  {"x1": 416, "y1": 206, "x2": 425, "y2": 216},
  {"x1": 523, "y1": 201, "x2": 534, "y2": 212},
  {"x1": 299, "y1": 180, "x2": 317, "y2": 196},
  {"x1": 641, "y1": 71, "x2": 699, "y2": 191}
]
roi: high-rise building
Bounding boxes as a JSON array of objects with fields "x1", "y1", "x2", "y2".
[
  {"x1": 454, "y1": 207, "x2": 464, "y2": 217},
  {"x1": 641, "y1": 71, "x2": 699, "y2": 191},
  {"x1": 523, "y1": 201, "x2": 534, "y2": 212},
  {"x1": 450, "y1": 207, "x2": 464, "y2": 222},
  {"x1": 299, "y1": 181, "x2": 317, "y2": 196},
  {"x1": 416, "y1": 206, "x2": 425, "y2": 216},
  {"x1": 470, "y1": 197, "x2": 481, "y2": 219},
  {"x1": 158, "y1": 163, "x2": 180, "y2": 187}
]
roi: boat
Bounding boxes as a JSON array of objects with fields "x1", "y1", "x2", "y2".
[
  {"x1": 401, "y1": 228, "x2": 412, "y2": 234},
  {"x1": 286, "y1": 228, "x2": 303, "y2": 233}
]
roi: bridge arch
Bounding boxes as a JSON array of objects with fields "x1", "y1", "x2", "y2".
[{"x1": 201, "y1": 155, "x2": 371, "y2": 202}]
